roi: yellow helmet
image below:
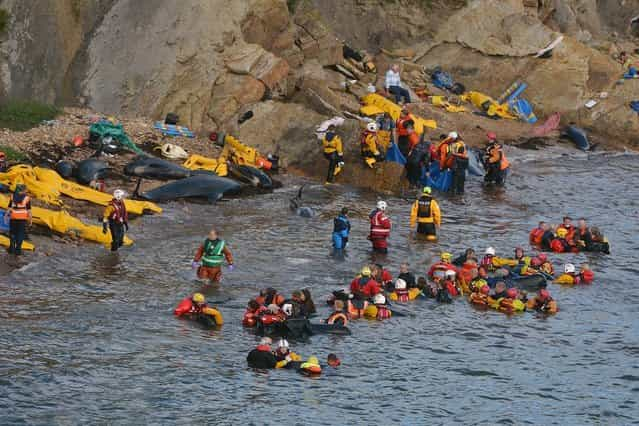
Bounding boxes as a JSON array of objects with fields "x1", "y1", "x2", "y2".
[
  {"x1": 441, "y1": 252, "x2": 452, "y2": 261},
  {"x1": 556, "y1": 228, "x2": 568, "y2": 238},
  {"x1": 422, "y1": 186, "x2": 432, "y2": 195},
  {"x1": 361, "y1": 266, "x2": 372, "y2": 277},
  {"x1": 192, "y1": 293, "x2": 206, "y2": 304},
  {"x1": 307, "y1": 356, "x2": 319, "y2": 365}
]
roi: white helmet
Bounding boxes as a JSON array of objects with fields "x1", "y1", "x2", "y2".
[
  {"x1": 394, "y1": 279, "x2": 407, "y2": 290},
  {"x1": 564, "y1": 263, "x2": 576, "y2": 273},
  {"x1": 276, "y1": 339, "x2": 289, "y2": 349},
  {"x1": 373, "y1": 293, "x2": 386, "y2": 305},
  {"x1": 377, "y1": 200, "x2": 387, "y2": 211},
  {"x1": 448, "y1": 131, "x2": 458, "y2": 140},
  {"x1": 113, "y1": 189, "x2": 126, "y2": 200},
  {"x1": 485, "y1": 247, "x2": 496, "y2": 256},
  {"x1": 282, "y1": 303, "x2": 293, "y2": 317},
  {"x1": 366, "y1": 122, "x2": 378, "y2": 132},
  {"x1": 267, "y1": 304, "x2": 280, "y2": 314},
  {"x1": 445, "y1": 269, "x2": 456, "y2": 278}
]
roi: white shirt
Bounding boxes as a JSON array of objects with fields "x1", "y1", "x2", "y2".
[{"x1": 385, "y1": 69, "x2": 402, "y2": 89}]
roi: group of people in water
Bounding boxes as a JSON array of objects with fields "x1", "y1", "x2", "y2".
[{"x1": 529, "y1": 216, "x2": 610, "y2": 254}]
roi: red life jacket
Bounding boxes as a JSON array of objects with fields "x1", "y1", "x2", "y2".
[
  {"x1": 445, "y1": 281, "x2": 458, "y2": 297},
  {"x1": 529, "y1": 228, "x2": 544, "y2": 245},
  {"x1": 550, "y1": 239, "x2": 567, "y2": 253},
  {"x1": 395, "y1": 289, "x2": 409, "y2": 302},
  {"x1": 480, "y1": 255, "x2": 494, "y2": 271},
  {"x1": 580, "y1": 270, "x2": 594, "y2": 284},
  {"x1": 376, "y1": 305, "x2": 392, "y2": 320},
  {"x1": 109, "y1": 199, "x2": 128, "y2": 223},
  {"x1": 370, "y1": 210, "x2": 391, "y2": 239},
  {"x1": 173, "y1": 297, "x2": 204, "y2": 316},
  {"x1": 259, "y1": 313, "x2": 283, "y2": 325},
  {"x1": 396, "y1": 115, "x2": 414, "y2": 136}
]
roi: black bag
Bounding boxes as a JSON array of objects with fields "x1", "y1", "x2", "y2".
[{"x1": 164, "y1": 113, "x2": 179, "y2": 125}]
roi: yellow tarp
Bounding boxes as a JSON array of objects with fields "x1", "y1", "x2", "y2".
[
  {"x1": 0, "y1": 194, "x2": 133, "y2": 247},
  {"x1": 431, "y1": 96, "x2": 467, "y2": 113},
  {"x1": 0, "y1": 165, "x2": 161, "y2": 215},
  {"x1": 461, "y1": 91, "x2": 517, "y2": 120},
  {"x1": 0, "y1": 234, "x2": 35, "y2": 251},
  {"x1": 360, "y1": 93, "x2": 437, "y2": 132},
  {"x1": 183, "y1": 154, "x2": 228, "y2": 177}
]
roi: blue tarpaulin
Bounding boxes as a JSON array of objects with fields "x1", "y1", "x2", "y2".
[
  {"x1": 420, "y1": 162, "x2": 452, "y2": 192},
  {"x1": 630, "y1": 101, "x2": 639, "y2": 114},
  {"x1": 385, "y1": 143, "x2": 406, "y2": 165}
]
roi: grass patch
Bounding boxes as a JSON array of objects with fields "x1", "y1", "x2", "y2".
[
  {"x1": 0, "y1": 100, "x2": 61, "y2": 131},
  {"x1": 0, "y1": 8, "x2": 8, "y2": 35},
  {"x1": 0, "y1": 145, "x2": 28, "y2": 162},
  {"x1": 286, "y1": 0, "x2": 299, "y2": 13}
]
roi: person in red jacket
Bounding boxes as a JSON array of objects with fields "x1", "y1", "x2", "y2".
[
  {"x1": 427, "y1": 252, "x2": 457, "y2": 279},
  {"x1": 442, "y1": 270, "x2": 460, "y2": 297},
  {"x1": 557, "y1": 216, "x2": 576, "y2": 243},
  {"x1": 350, "y1": 266, "x2": 381, "y2": 298},
  {"x1": 174, "y1": 292, "x2": 208, "y2": 316},
  {"x1": 529, "y1": 221, "x2": 546, "y2": 245},
  {"x1": 369, "y1": 200, "x2": 392, "y2": 254},
  {"x1": 579, "y1": 264, "x2": 595, "y2": 284},
  {"x1": 372, "y1": 264, "x2": 393, "y2": 290}
]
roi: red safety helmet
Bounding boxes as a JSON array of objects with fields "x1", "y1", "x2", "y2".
[
  {"x1": 531, "y1": 257, "x2": 542, "y2": 267},
  {"x1": 537, "y1": 253, "x2": 548, "y2": 262},
  {"x1": 487, "y1": 132, "x2": 497, "y2": 141},
  {"x1": 480, "y1": 285, "x2": 490, "y2": 295},
  {"x1": 506, "y1": 288, "x2": 517, "y2": 299},
  {"x1": 539, "y1": 289, "x2": 550, "y2": 300}
]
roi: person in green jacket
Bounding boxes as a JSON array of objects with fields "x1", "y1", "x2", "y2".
[{"x1": 192, "y1": 228, "x2": 234, "y2": 283}]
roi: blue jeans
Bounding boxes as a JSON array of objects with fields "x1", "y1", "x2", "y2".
[{"x1": 388, "y1": 86, "x2": 411, "y2": 103}]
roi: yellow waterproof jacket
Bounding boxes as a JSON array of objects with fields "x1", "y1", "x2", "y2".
[
  {"x1": 554, "y1": 273, "x2": 576, "y2": 285},
  {"x1": 491, "y1": 256, "x2": 518, "y2": 268},
  {"x1": 201, "y1": 307, "x2": 224, "y2": 325},
  {"x1": 410, "y1": 197, "x2": 441, "y2": 227},
  {"x1": 363, "y1": 133, "x2": 380, "y2": 156},
  {"x1": 388, "y1": 288, "x2": 422, "y2": 301},
  {"x1": 275, "y1": 352, "x2": 302, "y2": 368},
  {"x1": 323, "y1": 135, "x2": 343, "y2": 155}
]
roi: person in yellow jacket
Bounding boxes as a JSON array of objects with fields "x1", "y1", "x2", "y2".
[
  {"x1": 409, "y1": 187, "x2": 441, "y2": 241},
  {"x1": 554, "y1": 263, "x2": 581, "y2": 285},
  {"x1": 273, "y1": 339, "x2": 302, "y2": 368},
  {"x1": 322, "y1": 124, "x2": 344, "y2": 184},
  {"x1": 361, "y1": 122, "x2": 383, "y2": 168}
]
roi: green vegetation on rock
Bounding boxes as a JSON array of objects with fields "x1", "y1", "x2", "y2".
[
  {"x1": 0, "y1": 8, "x2": 9, "y2": 35},
  {"x1": 0, "y1": 100, "x2": 61, "y2": 131},
  {"x1": 0, "y1": 145, "x2": 27, "y2": 161}
]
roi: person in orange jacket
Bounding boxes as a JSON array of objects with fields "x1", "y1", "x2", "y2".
[
  {"x1": 437, "y1": 132, "x2": 459, "y2": 170},
  {"x1": 6, "y1": 184, "x2": 32, "y2": 255},
  {"x1": 396, "y1": 108, "x2": 416, "y2": 158},
  {"x1": 174, "y1": 292, "x2": 224, "y2": 325},
  {"x1": 484, "y1": 133, "x2": 509, "y2": 186},
  {"x1": 526, "y1": 289, "x2": 558, "y2": 314}
]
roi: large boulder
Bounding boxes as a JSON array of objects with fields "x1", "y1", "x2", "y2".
[
  {"x1": 241, "y1": 0, "x2": 294, "y2": 53},
  {"x1": 293, "y1": 6, "x2": 343, "y2": 66},
  {"x1": 225, "y1": 43, "x2": 290, "y2": 90}
]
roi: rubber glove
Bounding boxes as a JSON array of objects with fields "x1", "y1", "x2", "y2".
[
  {"x1": 227, "y1": 264, "x2": 234, "y2": 271},
  {"x1": 191, "y1": 261, "x2": 200, "y2": 269},
  {"x1": 102, "y1": 222, "x2": 108, "y2": 234}
]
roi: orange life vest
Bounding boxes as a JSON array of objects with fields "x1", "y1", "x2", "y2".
[
  {"x1": 10, "y1": 195, "x2": 30, "y2": 220},
  {"x1": 396, "y1": 115, "x2": 414, "y2": 136}
]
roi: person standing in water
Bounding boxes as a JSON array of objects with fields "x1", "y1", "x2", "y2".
[
  {"x1": 6, "y1": 184, "x2": 32, "y2": 255},
  {"x1": 332, "y1": 207, "x2": 351, "y2": 254},
  {"x1": 192, "y1": 228, "x2": 234, "y2": 283},
  {"x1": 102, "y1": 189, "x2": 128, "y2": 252}
]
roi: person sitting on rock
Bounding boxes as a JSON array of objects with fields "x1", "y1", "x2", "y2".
[{"x1": 385, "y1": 64, "x2": 411, "y2": 104}]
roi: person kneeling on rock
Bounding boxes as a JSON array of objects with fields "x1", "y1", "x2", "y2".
[
  {"x1": 102, "y1": 189, "x2": 128, "y2": 252},
  {"x1": 360, "y1": 122, "x2": 384, "y2": 168}
]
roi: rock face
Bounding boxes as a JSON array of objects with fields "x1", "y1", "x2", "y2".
[{"x1": 0, "y1": 0, "x2": 638, "y2": 176}]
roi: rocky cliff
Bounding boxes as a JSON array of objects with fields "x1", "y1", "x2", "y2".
[{"x1": 1, "y1": 0, "x2": 638, "y2": 172}]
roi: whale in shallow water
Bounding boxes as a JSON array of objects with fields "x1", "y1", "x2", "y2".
[
  {"x1": 140, "y1": 174, "x2": 241, "y2": 203},
  {"x1": 289, "y1": 185, "x2": 315, "y2": 218}
]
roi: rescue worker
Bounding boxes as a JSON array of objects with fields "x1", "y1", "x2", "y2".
[
  {"x1": 173, "y1": 292, "x2": 224, "y2": 325},
  {"x1": 480, "y1": 247, "x2": 518, "y2": 270},
  {"x1": 574, "y1": 218, "x2": 593, "y2": 251},
  {"x1": 192, "y1": 228, "x2": 234, "y2": 283},
  {"x1": 579, "y1": 264, "x2": 595, "y2": 284},
  {"x1": 247, "y1": 337, "x2": 278, "y2": 369},
  {"x1": 480, "y1": 247, "x2": 497, "y2": 272},
  {"x1": 255, "y1": 287, "x2": 285, "y2": 307},
  {"x1": 299, "y1": 356, "x2": 322, "y2": 376},
  {"x1": 405, "y1": 138, "x2": 431, "y2": 188},
  {"x1": 484, "y1": 136, "x2": 509, "y2": 186},
  {"x1": 540, "y1": 222, "x2": 555, "y2": 251},
  {"x1": 554, "y1": 263, "x2": 581, "y2": 285},
  {"x1": 490, "y1": 287, "x2": 525, "y2": 313},
  {"x1": 6, "y1": 184, "x2": 32, "y2": 255},
  {"x1": 437, "y1": 132, "x2": 459, "y2": 171},
  {"x1": 322, "y1": 124, "x2": 344, "y2": 184},
  {"x1": 396, "y1": 108, "x2": 416, "y2": 158},
  {"x1": 526, "y1": 289, "x2": 558, "y2": 314},
  {"x1": 372, "y1": 264, "x2": 393, "y2": 290},
  {"x1": 490, "y1": 281, "x2": 508, "y2": 299},
  {"x1": 557, "y1": 216, "x2": 576, "y2": 243},
  {"x1": 364, "y1": 293, "x2": 392, "y2": 320},
  {"x1": 332, "y1": 207, "x2": 351, "y2": 253},
  {"x1": 327, "y1": 353, "x2": 341, "y2": 368},
  {"x1": 274, "y1": 339, "x2": 302, "y2": 368},
  {"x1": 397, "y1": 262, "x2": 417, "y2": 288},
  {"x1": 442, "y1": 270, "x2": 460, "y2": 296},
  {"x1": 369, "y1": 201, "x2": 392, "y2": 254},
  {"x1": 350, "y1": 266, "x2": 382, "y2": 299},
  {"x1": 435, "y1": 279, "x2": 453, "y2": 303},
  {"x1": 242, "y1": 300, "x2": 266, "y2": 327},
  {"x1": 589, "y1": 227, "x2": 610, "y2": 254},
  {"x1": 409, "y1": 186, "x2": 441, "y2": 241},
  {"x1": 537, "y1": 253, "x2": 555, "y2": 276},
  {"x1": 451, "y1": 142, "x2": 469, "y2": 194},
  {"x1": 513, "y1": 247, "x2": 531, "y2": 272},
  {"x1": 453, "y1": 248, "x2": 477, "y2": 267},
  {"x1": 529, "y1": 221, "x2": 547, "y2": 245},
  {"x1": 469, "y1": 267, "x2": 489, "y2": 292},
  {"x1": 427, "y1": 252, "x2": 457, "y2": 280},
  {"x1": 376, "y1": 112, "x2": 395, "y2": 152},
  {"x1": 550, "y1": 227, "x2": 574, "y2": 253},
  {"x1": 102, "y1": 189, "x2": 128, "y2": 252},
  {"x1": 360, "y1": 122, "x2": 383, "y2": 168}
]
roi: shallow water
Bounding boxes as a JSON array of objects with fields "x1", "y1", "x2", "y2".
[{"x1": 1, "y1": 148, "x2": 639, "y2": 425}]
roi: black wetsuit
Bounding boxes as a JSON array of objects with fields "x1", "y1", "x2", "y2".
[
  {"x1": 398, "y1": 271, "x2": 417, "y2": 288},
  {"x1": 540, "y1": 230, "x2": 554, "y2": 251},
  {"x1": 451, "y1": 154, "x2": 469, "y2": 194},
  {"x1": 406, "y1": 141, "x2": 430, "y2": 187},
  {"x1": 247, "y1": 348, "x2": 277, "y2": 369}
]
